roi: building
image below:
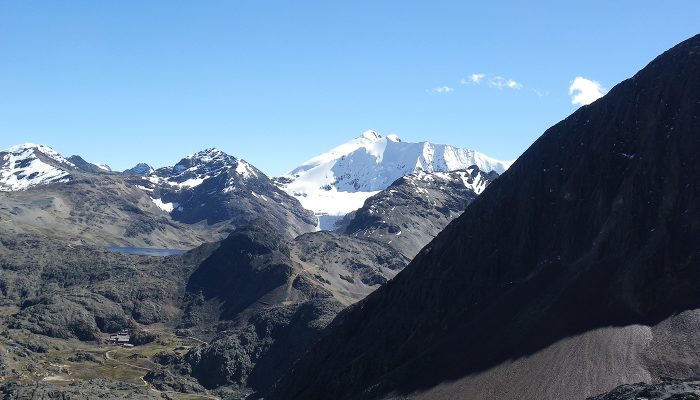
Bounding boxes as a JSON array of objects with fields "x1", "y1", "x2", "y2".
[{"x1": 108, "y1": 330, "x2": 130, "y2": 345}]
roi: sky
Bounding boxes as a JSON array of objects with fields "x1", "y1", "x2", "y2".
[{"x1": 1, "y1": 1, "x2": 698, "y2": 176}]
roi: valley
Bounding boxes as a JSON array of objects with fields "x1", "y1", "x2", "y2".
[{"x1": 0, "y1": 16, "x2": 698, "y2": 400}]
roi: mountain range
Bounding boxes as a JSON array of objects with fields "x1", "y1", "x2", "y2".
[
  {"x1": 1, "y1": 130, "x2": 506, "y2": 241},
  {"x1": 0, "y1": 119, "x2": 503, "y2": 398},
  {"x1": 274, "y1": 130, "x2": 511, "y2": 229},
  {"x1": 0, "y1": 34, "x2": 698, "y2": 400}
]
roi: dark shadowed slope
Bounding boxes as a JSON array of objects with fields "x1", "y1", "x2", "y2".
[
  {"x1": 177, "y1": 221, "x2": 409, "y2": 397},
  {"x1": 269, "y1": 34, "x2": 700, "y2": 400}
]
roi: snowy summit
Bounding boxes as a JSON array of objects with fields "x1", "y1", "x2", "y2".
[
  {"x1": 0, "y1": 143, "x2": 75, "y2": 191},
  {"x1": 275, "y1": 131, "x2": 512, "y2": 228}
]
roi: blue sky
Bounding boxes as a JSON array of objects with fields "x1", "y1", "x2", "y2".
[{"x1": 1, "y1": 1, "x2": 698, "y2": 175}]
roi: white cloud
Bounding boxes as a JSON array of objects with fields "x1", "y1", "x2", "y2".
[
  {"x1": 432, "y1": 86, "x2": 454, "y2": 94},
  {"x1": 461, "y1": 73, "x2": 522, "y2": 90},
  {"x1": 569, "y1": 76, "x2": 606, "y2": 106},
  {"x1": 469, "y1": 73, "x2": 486, "y2": 84},
  {"x1": 459, "y1": 73, "x2": 487, "y2": 85},
  {"x1": 489, "y1": 76, "x2": 522, "y2": 90}
]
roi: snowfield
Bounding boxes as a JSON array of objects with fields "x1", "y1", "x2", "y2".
[{"x1": 276, "y1": 131, "x2": 512, "y2": 219}]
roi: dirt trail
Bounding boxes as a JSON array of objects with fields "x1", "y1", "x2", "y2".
[{"x1": 104, "y1": 349, "x2": 220, "y2": 400}]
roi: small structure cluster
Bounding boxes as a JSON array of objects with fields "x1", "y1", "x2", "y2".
[{"x1": 107, "y1": 330, "x2": 133, "y2": 347}]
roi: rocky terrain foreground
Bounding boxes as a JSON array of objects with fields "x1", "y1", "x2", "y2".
[
  {"x1": 0, "y1": 212, "x2": 407, "y2": 398},
  {"x1": 268, "y1": 34, "x2": 700, "y2": 400},
  {"x1": 587, "y1": 378, "x2": 700, "y2": 400}
]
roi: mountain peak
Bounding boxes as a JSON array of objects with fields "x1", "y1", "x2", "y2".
[
  {"x1": 359, "y1": 130, "x2": 382, "y2": 141},
  {"x1": 386, "y1": 134, "x2": 401, "y2": 142},
  {"x1": 186, "y1": 147, "x2": 228, "y2": 161},
  {"x1": 5, "y1": 142, "x2": 41, "y2": 152},
  {"x1": 4, "y1": 143, "x2": 72, "y2": 164},
  {"x1": 277, "y1": 131, "x2": 512, "y2": 220},
  {"x1": 122, "y1": 163, "x2": 154, "y2": 176},
  {"x1": 0, "y1": 143, "x2": 74, "y2": 191}
]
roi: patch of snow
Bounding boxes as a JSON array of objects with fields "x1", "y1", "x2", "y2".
[
  {"x1": 290, "y1": 186, "x2": 380, "y2": 216},
  {"x1": 136, "y1": 185, "x2": 153, "y2": 192},
  {"x1": 251, "y1": 191, "x2": 269, "y2": 202},
  {"x1": 151, "y1": 198, "x2": 178, "y2": 212},
  {"x1": 236, "y1": 160, "x2": 258, "y2": 179},
  {"x1": 178, "y1": 177, "x2": 205, "y2": 188}
]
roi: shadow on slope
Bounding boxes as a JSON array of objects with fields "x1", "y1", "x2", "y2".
[{"x1": 268, "y1": 34, "x2": 700, "y2": 400}]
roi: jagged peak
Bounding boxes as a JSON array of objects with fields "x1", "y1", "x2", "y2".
[
  {"x1": 185, "y1": 147, "x2": 229, "y2": 160},
  {"x1": 386, "y1": 134, "x2": 401, "y2": 142},
  {"x1": 2, "y1": 143, "x2": 74, "y2": 167},
  {"x1": 358, "y1": 130, "x2": 382, "y2": 141}
]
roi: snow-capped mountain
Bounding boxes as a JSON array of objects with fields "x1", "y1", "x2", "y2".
[
  {"x1": 0, "y1": 143, "x2": 75, "y2": 191},
  {"x1": 274, "y1": 131, "x2": 512, "y2": 227},
  {"x1": 146, "y1": 148, "x2": 259, "y2": 189},
  {"x1": 139, "y1": 148, "x2": 317, "y2": 237}
]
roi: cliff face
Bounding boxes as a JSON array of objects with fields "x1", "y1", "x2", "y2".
[{"x1": 268, "y1": 35, "x2": 700, "y2": 400}]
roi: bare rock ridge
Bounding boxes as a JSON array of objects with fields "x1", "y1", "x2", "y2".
[
  {"x1": 268, "y1": 34, "x2": 700, "y2": 400},
  {"x1": 134, "y1": 147, "x2": 318, "y2": 238},
  {"x1": 341, "y1": 166, "x2": 499, "y2": 258}
]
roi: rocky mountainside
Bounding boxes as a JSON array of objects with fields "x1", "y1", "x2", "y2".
[
  {"x1": 0, "y1": 211, "x2": 407, "y2": 398},
  {"x1": 268, "y1": 35, "x2": 700, "y2": 400},
  {"x1": 340, "y1": 166, "x2": 499, "y2": 258},
  {"x1": 0, "y1": 144, "x2": 317, "y2": 247},
  {"x1": 274, "y1": 131, "x2": 511, "y2": 228},
  {"x1": 0, "y1": 172, "x2": 209, "y2": 248},
  {"x1": 140, "y1": 148, "x2": 317, "y2": 238},
  {"x1": 0, "y1": 379, "x2": 159, "y2": 399},
  {"x1": 0, "y1": 218, "x2": 213, "y2": 342},
  {"x1": 173, "y1": 221, "x2": 409, "y2": 397}
]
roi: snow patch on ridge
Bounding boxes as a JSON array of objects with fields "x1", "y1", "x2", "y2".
[{"x1": 236, "y1": 160, "x2": 258, "y2": 179}]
